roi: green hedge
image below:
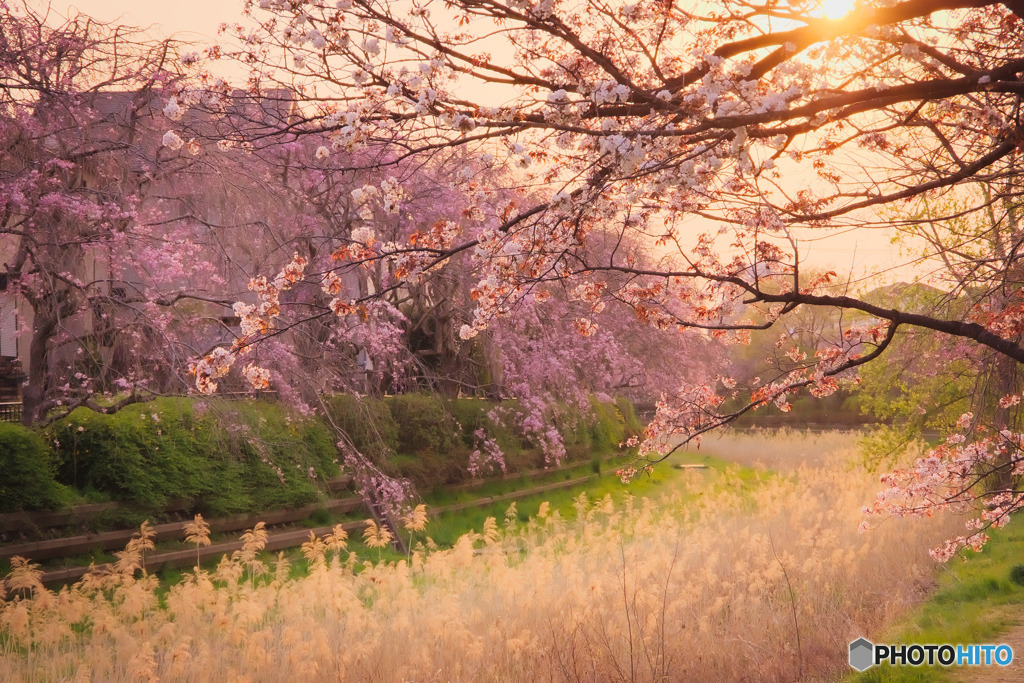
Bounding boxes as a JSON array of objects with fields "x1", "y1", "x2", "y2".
[
  {"x1": 323, "y1": 394, "x2": 399, "y2": 458},
  {"x1": 385, "y1": 393, "x2": 458, "y2": 455},
  {"x1": 46, "y1": 398, "x2": 339, "y2": 516},
  {"x1": 324, "y1": 393, "x2": 642, "y2": 489},
  {"x1": 0, "y1": 422, "x2": 69, "y2": 512},
  {"x1": 4, "y1": 393, "x2": 644, "y2": 514}
]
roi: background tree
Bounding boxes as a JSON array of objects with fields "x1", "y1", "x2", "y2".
[
  {"x1": 876, "y1": 186, "x2": 1024, "y2": 436},
  {"x1": 180, "y1": 129, "x2": 711, "y2": 457},
  {"x1": 0, "y1": 2, "x2": 198, "y2": 424},
  {"x1": 172, "y1": 0, "x2": 1024, "y2": 555}
]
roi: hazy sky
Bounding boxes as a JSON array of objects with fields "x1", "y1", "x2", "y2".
[
  {"x1": 45, "y1": 0, "x2": 915, "y2": 285},
  {"x1": 50, "y1": 0, "x2": 241, "y2": 41}
]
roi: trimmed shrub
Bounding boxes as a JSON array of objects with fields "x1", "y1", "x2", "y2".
[
  {"x1": 211, "y1": 400, "x2": 338, "y2": 514},
  {"x1": 322, "y1": 394, "x2": 399, "y2": 458},
  {"x1": 588, "y1": 396, "x2": 628, "y2": 450},
  {"x1": 0, "y1": 422, "x2": 68, "y2": 512},
  {"x1": 47, "y1": 398, "x2": 339, "y2": 516},
  {"x1": 615, "y1": 397, "x2": 644, "y2": 437},
  {"x1": 385, "y1": 393, "x2": 457, "y2": 455},
  {"x1": 38, "y1": 394, "x2": 643, "y2": 515},
  {"x1": 50, "y1": 400, "x2": 216, "y2": 509},
  {"x1": 453, "y1": 399, "x2": 533, "y2": 453},
  {"x1": 1010, "y1": 564, "x2": 1024, "y2": 587},
  {"x1": 451, "y1": 398, "x2": 489, "y2": 447}
]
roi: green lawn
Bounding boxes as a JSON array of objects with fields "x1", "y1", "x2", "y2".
[{"x1": 851, "y1": 519, "x2": 1024, "y2": 682}]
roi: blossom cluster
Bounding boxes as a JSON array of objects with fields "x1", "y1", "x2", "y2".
[
  {"x1": 468, "y1": 429, "x2": 507, "y2": 478},
  {"x1": 864, "y1": 415, "x2": 1024, "y2": 561},
  {"x1": 190, "y1": 253, "x2": 308, "y2": 394}
]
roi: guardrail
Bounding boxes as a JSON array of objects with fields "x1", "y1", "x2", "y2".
[{"x1": 0, "y1": 401, "x2": 21, "y2": 423}]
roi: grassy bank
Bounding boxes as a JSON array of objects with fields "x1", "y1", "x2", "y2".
[
  {"x1": 850, "y1": 519, "x2": 1024, "y2": 682},
  {"x1": 1, "y1": 394, "x2": 642, "y2": 523},
  {"x1": 1, "y1": 430, "x2": 965, "y2": 681}
]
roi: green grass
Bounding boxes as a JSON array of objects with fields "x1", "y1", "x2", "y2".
[
  {"x1": 418, "y1": 448, "x2": 757, "y2": 547},
  {"x1": 15, "y1": 441, "x2": 773, "y2": 603},
  {"x1": 850, "y1": 519, "x2": 1024, "y2": 682},
  {"x1": 106, "y1": 445, "x2": 754, "y2": 592}
]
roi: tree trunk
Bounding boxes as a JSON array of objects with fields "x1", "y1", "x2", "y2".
[{"x1": 20, "y1": 308, "x2": 55, "y2": 426}]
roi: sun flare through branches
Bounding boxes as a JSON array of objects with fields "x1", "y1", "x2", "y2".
[{"x1": 821, "y1": 0, "x2": 855, "y2": 19}]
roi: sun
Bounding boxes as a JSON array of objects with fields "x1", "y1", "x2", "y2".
[{"x1": 821, "y1": 0, "x2": 854, "y2": 19}]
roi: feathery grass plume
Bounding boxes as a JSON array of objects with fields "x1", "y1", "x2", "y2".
[
  {"x1": 77, "y1": 562, "x2": 109, "y2": 594},
  {"x1": 239, "y1": 521, "x2": 268, "y2": 556},
  {"x1": 363, "y1": 519, "x2": 393, "y2": 550},
  {"x1": 401, "y1": 504, "x2": 428, "y2": 532},
  {"x1": 450, "y1": 532, "x2": 477, "y2": 566},
  {"x1": 593, "y1": 493, "x2": 614, "y2": 517},
  {"x1": 401, "y1": 504, "x2": 428, "y2": 560},
  {"x1": 166, "y1": 636, "x2": 194, "y2": 679},
  {"x1": 127, "y1": 640, "x2": 158, "y2": 682},
  {"x1": 215, "y1": 554, "x2": 243, "y2": 585},
  {"x1": 113, "y1": 546, "x2": 143, "y2": 579},
  {"x1": 114, "y1": 520, "x2": 157, "y2": 577},
  {"x1": 135, "y1": 520, "x2": 157, "y2": 564},
  {"x1": 301, "y1": 531, "x2": 327, "y2": 564},
  {"x1": 275, "y1": 551, "x2": 291, "y2": 584},
  {"x1": 2, "y1": 598, "x2": 31, "y2": 649},
  {"x1": 184, "y1": 514, "x2": 211, "y2": 547},
  {"x1": 537, "y1": 501, "x2": 550, "y2": 519},
  {"x1": 117, "y1": 575, "x2": 159, "y2": 621},
  {"x1": 362, "y1": 519, "x2": 377, "y2": 546},
  {"x1": 233, "y1": 522, "x2": 269, "y2": 586},
  {"x1": 504, "y1": 502, "x2": 518, "y2": 527},
  {"x1": 184, "y1": 514, "x2": 211, "y2": 569},
  {"x1": 572, "y1": 491, "x2": 589, "y2": 517},
  {"x1": 324, "y1": 524, "x2": 349, "y2": 560},
  {"x1": 5, "y1": 556, "x2": 44, "y2": 597},
  {"x1": 482, "y1": 517, "x2": 499, "y2": 546}
]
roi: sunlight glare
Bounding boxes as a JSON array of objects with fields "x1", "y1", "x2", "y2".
[{"x1": 821, "y1": 0, "x2": 854, "y2": 19}]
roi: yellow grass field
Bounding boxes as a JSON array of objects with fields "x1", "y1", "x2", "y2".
[{"x1": 1, "y1": 430, "x2": 958, "y2": 681}]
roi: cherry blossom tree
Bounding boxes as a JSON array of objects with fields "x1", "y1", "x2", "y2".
[
  {"x1": 182, "y1": 127, "x2": 707, "y2": 440},
  {"x1": 0, "y1": 3, "x2": 296, "y2": 425},
  {"x1": 170, "y1": 0, "x2": 1024, "y2": 556},
  {"x1": 857, "y1": 187, "x2": 1024, "y2": 559},
  {"x1": 0, "y1": 2, "x2": 205, "y2": 424}
]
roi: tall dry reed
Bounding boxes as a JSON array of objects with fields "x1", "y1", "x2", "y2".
[{"x1": 1, "y1": 434, "x2": 956, "y2": 681}]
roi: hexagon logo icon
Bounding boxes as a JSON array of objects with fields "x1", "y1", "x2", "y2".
[{"x1": 849, "y1": 638, "x2": 875, "y2": 671}]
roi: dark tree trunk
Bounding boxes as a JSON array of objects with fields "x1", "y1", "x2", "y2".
[{"x1": 21, "y1": 306, "x2": 56, "y2": 426}]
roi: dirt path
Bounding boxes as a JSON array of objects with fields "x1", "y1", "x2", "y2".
[{"x1": 956, "y1": 617, "x2": 1024, "y2": 683}]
